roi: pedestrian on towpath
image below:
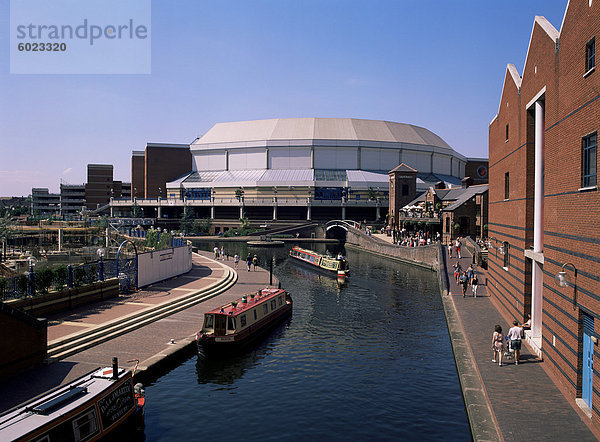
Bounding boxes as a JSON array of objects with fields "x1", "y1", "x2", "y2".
[
  {"x1": 459, "y1": 272, "x2": 469, "y2": 298},
  {"x1": 455, "y1": 237, "x2": 462, "y2": 259},
  {"x1": 506, "y1": 320, "x2": 524, "y2": 365},
  {"x1": 471, "y1": 274, "x2": 479, "y2": 298},
  {"x1": 252, "y1": 254, "x2": 258, "y2": 271},
  {"x1": 213, "y1": 246, "x2": 219, "y2": 259},
  {"x1": 246, "y1": 253, "x2": 252, "y2": 272},
  {"x1": 466, "y1": 264, "x2": 474, "y2": 284},
  {"x1": 220, "y1": 246, "x2": 225, "y2": 260},
  {"x1": 447, "y1": 242, "x2": 453, "y2": 258},
  {"x1": 453, "y1": 261, "x2": 462, "y2": 284},
  {"x1": 492, "y1": 325, "x2": 505, "y2": 366},
  {"x1": 234, "y1": 253, "x2": 239, "y2": 268}
]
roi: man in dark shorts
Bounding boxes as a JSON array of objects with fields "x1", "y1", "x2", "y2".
[{"x1": 506, "y1": 320, "x2": 524, "y2": 365}]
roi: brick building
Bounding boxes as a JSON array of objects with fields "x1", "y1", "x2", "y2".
[
  {"x1": 489, "y1": 0, "x2": 600, "y2": 423},
  {"x1": 142, "y1": 143, "x2": 192, "y2": 199}
]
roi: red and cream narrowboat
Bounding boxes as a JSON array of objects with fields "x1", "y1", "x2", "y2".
[
  {"x1": 196, "y1": 288, "x2": 292, "y2": 353},
  {"x1": 289, "y1": 246, "x2": 350, "y2": 276},
  {"x1": 0, "y1": 359, "x2": 145, "y2": 441}
]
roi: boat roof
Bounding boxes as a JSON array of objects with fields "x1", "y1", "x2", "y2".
[
  {"x1": 206, "y1": 288, "x2": 286, "y2": 317},
  {"x1": 291, "y1": 246, "x2": 325, "y2": 256},
  {"x1": 0, "y1": 368, "x2": 130, "y2": 440}
]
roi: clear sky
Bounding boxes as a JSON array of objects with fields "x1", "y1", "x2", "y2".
[{"x1": 0, "y1": 0, "x2": 568, "y2": 197}]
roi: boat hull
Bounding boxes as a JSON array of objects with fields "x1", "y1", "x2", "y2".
[
  {"x1": 197, "y1": 303, "x2": 292, "y2": 354},
  {"x1": 289, "y1": 254, "x2": 349, "y2": 277}
]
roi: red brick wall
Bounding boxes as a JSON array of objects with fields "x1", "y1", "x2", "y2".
[
  {"x1": 489, "y1": 0, "x2": 600, "y2": 426},
  {"x1": 132, "y1": 154, "x2": 145, "y2": 199},
  {"x1": 145, "y1": 145, "x2": 192, "y2": 198}
]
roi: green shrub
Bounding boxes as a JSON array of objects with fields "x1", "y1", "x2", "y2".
[
  {"x1": 16, "y1": 274, "x2": 28, "y2": 297},
  {"x1": 73, "y1": 267, "x2": 86, "y2": 287},
  {"x1": 36, "y1": 268, "x2": 54, "y2": 294},
  {"x1": 0, "y1": 278, "x2": 7, "y2": 300},
  {"x1": 54, "y1": 265, "x2": 68, "y2": 290}
]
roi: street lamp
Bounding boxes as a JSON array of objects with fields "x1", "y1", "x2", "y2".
[
  {"x1": 555, "y1": 262, "x2": 578, "y2": 309},
  {"x1": 555, "y1": 262, "x2": 577, "y2": 287}
]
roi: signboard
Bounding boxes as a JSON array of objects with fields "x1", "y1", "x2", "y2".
[{"x1": 97, "y1": 380, "x2": 134, "y2": 430}]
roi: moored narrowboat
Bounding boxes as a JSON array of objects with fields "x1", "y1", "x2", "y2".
[
  {"x1": 196, "y1": 288, "x2": 292, "y2": 353},
  {"x1": 289, "y1": 246, "x2": 350, "y2": 276},
  {"x1": 0, "y1": 359, "x2": 145, "y2": 441}
]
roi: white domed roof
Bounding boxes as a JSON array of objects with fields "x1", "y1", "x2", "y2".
[{"x1": 192, "y1": 118, "x2": 453, "y2": 151}]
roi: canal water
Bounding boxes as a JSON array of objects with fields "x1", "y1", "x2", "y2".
[{"x1": 143, "y1": 242, "x2": 470, "y2": 441}]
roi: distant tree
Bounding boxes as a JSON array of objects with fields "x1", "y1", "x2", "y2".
[
  {"x1": 132, "y1": 200, "x2": 142, "y2": 218},
  {"x1": 240, "y1": 215, "x2": 250, "y2": 230},
  {"x1": 192, "y1": 218, "x2": 211, "y2": 234},
  {"x1": 180, "y1": 206, "x2": 194, "y2": 234},
  {"x1": 235, "y1": 188, "x2": 245, "y2": 201}
]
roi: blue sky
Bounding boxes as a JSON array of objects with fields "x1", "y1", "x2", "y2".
[{"x1": 0, "y1": 0, "x2": 568, "y2": 196}]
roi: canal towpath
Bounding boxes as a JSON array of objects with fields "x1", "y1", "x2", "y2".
[
  {"x1": 0, "y1": 249, "x2": 277, "y2": 413},
  {"x1": 372, "y1": 232, "x2": 599, "y2": 441}
]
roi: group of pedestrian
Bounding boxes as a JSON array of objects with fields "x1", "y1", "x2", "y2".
[
  {"x1": 244, "y1": 253, "x2": 259, "y2": 271},
  {"x1": 447, "y1": 237, "x2": 462, "y2": 259},
  {"x1": 491, "y1": 320, "x2": 525, "y2": 367},
  {"x1": 213, "y1": 246, "x2": 229, "y2": 261},
  {"x1": 453, "y1": 262, "x2": 479, "y2": 298}
]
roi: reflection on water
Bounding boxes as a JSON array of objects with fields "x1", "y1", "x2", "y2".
[
  {"x1": 144, "y1": 242, "x2": 470, "y2": 441},
  {"x1": 195, "y1": 317, "x2": 292, "y2": 387}
]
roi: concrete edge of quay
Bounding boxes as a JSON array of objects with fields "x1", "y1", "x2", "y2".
[
  {"x1": 132, "y1": 334, "x2": 198, "y2": 385},
  {"x1": 345, "y1": 242, "x2": 436, "y2": 271}
]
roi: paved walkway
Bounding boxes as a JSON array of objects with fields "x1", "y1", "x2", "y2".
[
  {"x1": 0, "y1": 250, "x2": 276, "y2": 413},
  {"x1": 373, "y1": 233, "x2": 598, "y2": 440},
  {"x1": 447, "y1": 248, "x2": 598, "y2": 441}
]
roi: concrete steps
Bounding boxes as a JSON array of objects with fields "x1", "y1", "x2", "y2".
[{"x1": 45, "y1": 267, "x2": 238, "y2": 362}]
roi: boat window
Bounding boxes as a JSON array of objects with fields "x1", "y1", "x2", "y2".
[
  {"x1": 240, "y1": 315, "x2": 247, "y2": 327},
  {"x1": 227, "y1": 316, "x2": 236, "y2": 331},
  {"x1": 204, "y1": 314, "x2": 214, "y2": 329},
  {"x1": 72, "y1": 407, "x2": 99, "y2": 440},
  {"x1": 263, "y1": 304, "x2": 269, "y2": 315},
  {"x1": 254, "y1": 309, "x2": 257, "y2": 320},
  {"x1": 279, "y1": 296, "x2": 283, "y2": 306},
  {"x1": 271, "y1": 300, "x2": 277, "y2": 310}
]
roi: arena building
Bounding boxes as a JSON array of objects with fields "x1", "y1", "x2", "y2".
[{"x1": 139, "y1": 117, "x2": 469, "y2": 223}]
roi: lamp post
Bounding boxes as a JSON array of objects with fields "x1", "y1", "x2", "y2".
[{"x1": 555, "y1": 262, "x2": 578, "y2": 309}]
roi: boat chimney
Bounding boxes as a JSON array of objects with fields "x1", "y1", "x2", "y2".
[{"x1": 112, "y1": 357, "x2": 118, "y2": 380}]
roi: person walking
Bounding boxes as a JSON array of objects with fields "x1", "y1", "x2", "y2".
[
  {"x1": 471, "y1": 274, "x2": 479, "y2": 298},
  {"x1": 506, "y1": 320, "x2": 524, "y2": 365},
  {"x1": 453, "y1": 261, "x2": 462, "y2": 284},
  {"x1": 455, "y1": 237, "x2": 462, "y2": 259},
  {"x1": 246, "y1": 253, "x2": 252, "y2": 272},
  {"x1": 252, "y1": 254, "x2": 258, "y2": 271},
  {"x1": 220, "y1": 246, "x2": 225, "y2": 260},
  {"x1": 459, "y1": 271, "x2": 469, "y2": 298},
  {"x1": 447, "y1": 242, "x2": 453, "y2": 258},
  {"x1": 234, "y1": 253, "x2": 240, "y2": 268},
  {"x1": 492, "y1": 325, "x2": 505, "y2": 366},
  {"x1": 213, "y1": 246, "x2": 220, "y2": 259},
  {"x1": 466, "y1": 264, "x2": 474, "y2": 284}
]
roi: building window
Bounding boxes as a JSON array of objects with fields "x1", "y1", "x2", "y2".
[
  {"x1": 402, "y1": 184, "x2": 409, "y2": 196},
  {"x1": 582, "y1": 132, "x2": 597, "y2": 188},
  {"x1": 505, "y1": 124, "x2": 509, "y2": 142},
  {"x1": 504, "y1": 172, "x2": 510, "y2": 199},
  {"x1": 586, "y1": 38, "x2": 595, "y2": 72},
  {"x1": 502, "y1": 241, "x2": 510, "y2": 269},
  {"x1": 445, "y1": 217, "x2": 450, "y2": 233}
]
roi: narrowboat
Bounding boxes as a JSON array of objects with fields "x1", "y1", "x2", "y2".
[
  {"x1": 0, "y1": 359, "x2": 145, "y2": 441},
  {"x1": 196, "y1": 288, "x2": 292, "y2": 353},
  {"x1": 289, "y1": 246, "x2": 350, "y2": 276}
]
